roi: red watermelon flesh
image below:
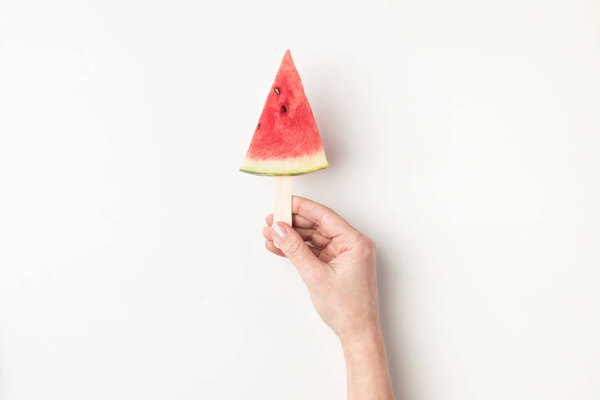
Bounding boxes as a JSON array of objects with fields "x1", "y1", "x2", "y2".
[{"x1": 240, "y1": 50, "x2": 328, "y2": 175}]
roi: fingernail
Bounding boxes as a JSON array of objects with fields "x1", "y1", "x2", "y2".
[{"x1": 272, "y1": 222, "x2": 287, "y2": 242}]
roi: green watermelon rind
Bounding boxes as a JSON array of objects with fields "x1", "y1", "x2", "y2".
[
  {"x1": 240, "y1": 150, "x2": 328, "y2": 176},
  {"x1": 239, "y1": 164, "x2": 328, "y2": 176}
]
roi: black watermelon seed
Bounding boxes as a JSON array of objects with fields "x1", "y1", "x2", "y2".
[
  {"x1": 281, "y1": 105, "x2": 287, "y2": 113},
  {"x1": 274, "y1": 87, "x2": 280, "y2": 95},
  {"x1": 256, "y1": 123, "x2": 261, "y2": 130}
]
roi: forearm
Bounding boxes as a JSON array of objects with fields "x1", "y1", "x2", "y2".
[{"x1": 341, "y1": 329, "x2": 395, "y2": 400}]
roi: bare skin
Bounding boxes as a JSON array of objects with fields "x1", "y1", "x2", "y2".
[{"x1": 262, "y1": 196, "x2": 395, "y2": 400}]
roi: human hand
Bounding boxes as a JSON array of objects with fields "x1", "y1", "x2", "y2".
[
  {"x1": 263, "y1": 196, "x2": 394, "y2": 399},
  {"x1": 262, "y1": 196, "x2": 381, "y2": 344}
]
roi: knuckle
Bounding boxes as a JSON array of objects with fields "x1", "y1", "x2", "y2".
[
  {"x1": 285, "y1": 238, "x2": 305, "y2": 258},
  {"x1": 369, "y1": 237, "x2": 377, "y2": 252},
  {"x1": 356, "y1": 233, "x2": 376, "y2": 253}
]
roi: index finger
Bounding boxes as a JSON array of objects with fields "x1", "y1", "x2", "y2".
[{"x1": 292, "y1": 196, "x2": 355, "y2": 237}]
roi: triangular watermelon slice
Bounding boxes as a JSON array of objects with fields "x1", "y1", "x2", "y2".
[{"x1": 240, "y1": 50, "x2": 328, "y2": 175}]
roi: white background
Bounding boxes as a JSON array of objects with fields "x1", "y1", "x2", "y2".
[{"x1": 1, "y1": 0, "x2": 599, "y2": 399}]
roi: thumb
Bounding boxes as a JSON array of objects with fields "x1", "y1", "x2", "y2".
[{"x1": 271, "y1": 221, "x2": 322, "y2": 276}]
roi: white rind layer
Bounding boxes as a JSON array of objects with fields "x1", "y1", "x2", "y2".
[{"x1": 240, "y1": 150, "x2": 328, "y2": 175}]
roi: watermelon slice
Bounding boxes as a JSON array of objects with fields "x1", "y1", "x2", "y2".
[{"x1": 240, "y1": 50, "x2": 328, "y2": 175}]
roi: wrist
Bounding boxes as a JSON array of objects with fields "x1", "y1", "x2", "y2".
[{"x1": 339, "y1": 325, "x2": 384, "y2": 354}]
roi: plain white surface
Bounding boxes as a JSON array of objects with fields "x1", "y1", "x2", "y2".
[{"x1": 1, "y1": 1, "x2": 599, "y2": 399}]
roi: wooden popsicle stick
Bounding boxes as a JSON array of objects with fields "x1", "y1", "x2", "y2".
[
  {"x1": 273, "y1": 176, "x2": 292, "y2": 247},
  {"x1": 274, "y1": 175, "x2": 292, "y2": 225}
]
